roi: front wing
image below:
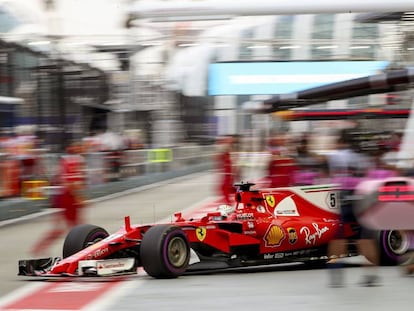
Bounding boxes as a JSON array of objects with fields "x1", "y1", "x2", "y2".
[{"x1": 18, "y1": 257, "x2": 136, "y2": 277}]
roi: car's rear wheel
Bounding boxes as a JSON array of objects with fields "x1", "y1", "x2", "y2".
[
  {"x1": 140, "y1": 225, "x2": 190, "y2": 278},
  {"x1": 63, "y1": 224, "x2": 109, "y2": 258},
  {"x1": 379, "y1": 230, "x2": 411, "y2": 266}
]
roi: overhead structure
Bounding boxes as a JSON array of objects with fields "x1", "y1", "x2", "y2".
[
  {"x1": 128, "y1": 0, "x2": 414, "y2": 22},
  {"x1": 245, "y1": 67, "x2": 414, "y2": 168},
  {"x1": 354, "y1": 12, "x2": 406, "y2": 23},
  {"x1": 246, "y1": 67, "x2": 414, "y2": 113},
  {"x1": 273, "y1": 108, "x2": 411, "y2": 121}
]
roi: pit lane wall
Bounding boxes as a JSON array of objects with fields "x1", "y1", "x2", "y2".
[{"x1": 0, "y1": 145, "x2": 216, "y2": 222}]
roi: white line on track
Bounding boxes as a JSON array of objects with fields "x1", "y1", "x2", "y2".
[
  {"x1": 0, "y1": 208, "x2": 62, "y2": 228},
  {"x1": 0, "y1": 282, "x2": 49, "y2": 308},
  {"x1": 82, "y1": 280, "x2": 140, "y2": 311}
]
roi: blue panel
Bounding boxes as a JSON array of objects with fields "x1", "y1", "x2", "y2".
[{"x1": 208, "y1": 61, "x2": 389, "y2": 95}]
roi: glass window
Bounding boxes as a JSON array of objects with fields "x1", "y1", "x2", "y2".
[
  {"x1": 311, "y1": 45, "x2": 332, "y2": 59},
  {"x1": 236, "y1": 95, "x2": 251, "y2": 132},
  {"x1": 350, "y1": 45, "x2": 377, "y2": 59},
  {"x1": 272, "y1": 45, "x2": 291, "y2": 60},
  {"x1": 311, "y1": 15, "x2": 335, "y2": 59},
  {"x1": 351, "y1": 23, "x2": 379, "y2": 59},
  {"x1": 274, "y1": 15, "x2": 295, "y2": 39},
  {"x1": 352, "y1": 23, "x2": 379, "y2": 40},
  {"x1": 272, "y1": 16, "x2": 295, "y2": 60},
  {"x1": 239, "y1": 28, "x2": 255, "y2": 60},
  {"x1": 312, "y1": 14, "x2": 334, "y2": 40}
]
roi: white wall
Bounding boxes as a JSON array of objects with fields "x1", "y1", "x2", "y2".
[{"x1": 10, "y1": 0, "x2": 127, "y2": 38}]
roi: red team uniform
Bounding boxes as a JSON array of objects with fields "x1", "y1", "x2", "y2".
[
  {"x1": 56, "y1": 150, "x2": 86, "y2": 226},
  {"x1": 267, "y1": 153, "x2": 297, "y2": 188},
  {"x1": 31, "y1": 145, "x2": 86, "y2": 255}
]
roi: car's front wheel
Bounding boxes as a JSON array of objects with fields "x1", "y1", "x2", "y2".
[
  {"x1": 63, "y1": 224, "x2": 109, "y2": 258},
  {"x1": 140, "y1": 225, "x2": 190, "y2": 278}
]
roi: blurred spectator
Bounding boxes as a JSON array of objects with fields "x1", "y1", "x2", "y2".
[
  {"x1": 266, "y1": 136, "x2": 298, "y2": 188},
  {"x1": 384, "y1": 131, "x2": 402, "y2": 152},
  {"x1": 382, "y1": 131, "x2": 402, "y2": 168},
  {"x1": 326, "y1": 128, "x2": 380, "y2": 287},
  {"x1": 215, "y1": 135, "x2": 240, "y2": 205},
  {"x1": 313, "y1": 158, "x2": 331, "y2": 184},
  {"x1": 0, "y1": 153, "x2": 20, "y2": 198},
  {"x1": 31, "y1": 142, "x2": 86, "y2": 256},
  {"x1": 0, "y1": 130, "x2": 17, "y2": 197},
  {"x1": 83, "y1": 130, "x2": 126, "y2": 182},
  {"x1": 123, "y1": 129, "x2": 145, "y2": 150},
  {"x1": 365, "y1": 147, "x2": 399, "y2": 180},
  {"x1": 82, "y1": 133, "x2": 103, "y2": 153},
  {"x1": 294, "y1": 134, "x2": 325, "y2": 185},
  {"x1": 97, "y1": 130, "x2": 126, "y2": 152},
  {"x1": 2, "y1": 125, "x2": 40, "y2": 193},
  {"x1": 98, "y1": 130, "x2": 126, "y2": 182}
]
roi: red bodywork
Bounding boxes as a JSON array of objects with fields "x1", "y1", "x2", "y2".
[{"x1": 27, "y1": 183, "x2": 358, "y2": 276}]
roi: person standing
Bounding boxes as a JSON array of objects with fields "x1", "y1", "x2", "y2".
[
  {"x1": 56, "y1": 143, "x2": 86, "y2": 226},
  {"x1": 326, "y1": 129, "x2": 381, "y2": 287},
  {"x1": 293, "y1": 134, "x2": 327, "y2": 185},
  {"x1": 31, "y1": 142, "x2": 86, "y2": 256},
  {"x1": 266, "y1": 136, "x2": 298, "y2": 188},
  {"x1": 215, "y1": 136, "x2": 239, "y2": 205}
]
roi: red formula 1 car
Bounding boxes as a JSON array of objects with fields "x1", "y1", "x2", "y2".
[{"x1": 18, "y1": 182, "x2": 410, "y2": 279}]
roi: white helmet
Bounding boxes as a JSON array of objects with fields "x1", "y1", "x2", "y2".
[{"x1": 217, "y1": 204, "x2": 234, "y2": 217}]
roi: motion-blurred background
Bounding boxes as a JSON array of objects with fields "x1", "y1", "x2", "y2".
[{"x1": 0, "y1": 0, "x2": 413, "y2": 202}]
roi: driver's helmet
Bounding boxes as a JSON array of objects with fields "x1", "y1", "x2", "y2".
[{"x1": 217, "y1": 204, "x2": 235, "y2": 217}]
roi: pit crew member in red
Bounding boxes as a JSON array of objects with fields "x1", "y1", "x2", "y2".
[
  {"x1": 57, "y1": 143, "x2": 86, "y2": 226},
  {"x1": 216, "y1": 136, "x2": 239, "y2": 205},
  {"x1": 266, "y1": 137, "x2": 298, "y2": 188},
  {"x1": 31, "y1": 143, "x2": 86, "y2": 256}
]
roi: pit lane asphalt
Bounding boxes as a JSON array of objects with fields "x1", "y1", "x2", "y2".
[
  {"x1": 0, "y1": 172, "x2": 216, "y2": 296},
  {"x1": 1, "y1": 171, "x2": 414, "y2": 310},
  {"x1": 100, "y1": 264, "x2": 414, "y2": 311}
]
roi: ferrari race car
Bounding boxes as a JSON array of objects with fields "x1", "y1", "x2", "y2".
[{"x1": 18, "y1": 181, "x2": 413, "y2": 279}]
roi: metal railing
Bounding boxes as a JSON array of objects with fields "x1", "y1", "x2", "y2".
[{"x1": 0, "y1": 145, "x2": 217, "y2": 199}]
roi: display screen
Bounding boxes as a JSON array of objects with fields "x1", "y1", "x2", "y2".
[{"x1": 208, "y1": 60, "x2": 389, "y2": 96}]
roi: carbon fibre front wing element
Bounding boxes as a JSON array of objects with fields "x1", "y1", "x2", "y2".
[{"x1": 18, "y1": 257, "x2": 61, "y2": 276}]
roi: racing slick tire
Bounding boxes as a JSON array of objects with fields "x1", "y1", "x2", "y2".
[
  {"x1": 63, "y1": 224, "x2": 109, "y2": 258},
  {"x1": 378, "y1": 230, "x2": 411, "y2": 266},
  {"x1": 140, "y1": 225, "x2": 190, "y2": 278}
]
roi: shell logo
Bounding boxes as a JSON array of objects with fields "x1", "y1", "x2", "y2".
[
  {"x1": 264, "y1": 225, "x2": 285, "y2": 247},
  {"x1": 196, "y1": 227, "x2": 207, "y2": 241}
]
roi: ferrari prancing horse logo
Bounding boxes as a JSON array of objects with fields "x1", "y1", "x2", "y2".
[
  {"x1": 196, "y1": 227, "x2": 206, "y2": 241},
  {"x1": 265, "y1": 195, "x2": 275, "y2": 207}
]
